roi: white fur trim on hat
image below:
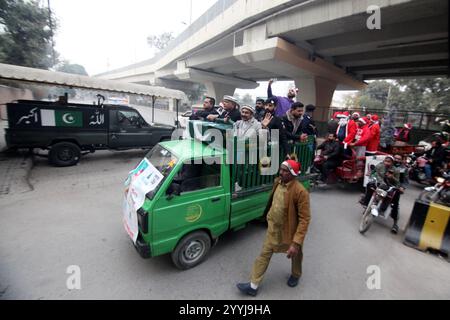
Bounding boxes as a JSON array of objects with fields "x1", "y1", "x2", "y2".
[
  {"x1": 357, "y1": 118, "x2": 366, "y2": 124},
  {"x1": 281, "y1": 161, "x2": 298, "y2": 176}
]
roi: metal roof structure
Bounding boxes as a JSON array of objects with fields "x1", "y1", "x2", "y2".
[{"x1": 0, "y1": 63, "x2": 187, "y2": 100}]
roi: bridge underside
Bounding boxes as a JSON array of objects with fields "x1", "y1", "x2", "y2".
[{"x1": 97, "y1": 0, "x2": 448, "y2": 121}]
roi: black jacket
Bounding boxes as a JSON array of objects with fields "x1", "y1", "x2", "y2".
[
  {"x1": 282, "y1": 115, "x2": 303, "y2": 141},
  {"x1": 217, "y1": 107, "x2": 241, "y2": 123},
  {"x1": 301, "y1": 114, "x2": 317, "y2": 136},
  {"x1": 426, "y1": 145, "x2": 446, "y2": 167},
  {"x1": 317, "y1": 140, "x2": 340, "y2": 161},
  {"x1": 262, "y1": 111, "x2": 289, "y2": 156},
  {"x1": 189, "y1": 108, "x2": 218, "y2": 120}
]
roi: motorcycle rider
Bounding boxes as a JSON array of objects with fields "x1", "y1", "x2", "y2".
[
  {"x1": 360, "y1": 156, "x2": 401, "y2": 233},
  {"x1": 424, "y1": 140, "x2": 446, "y2": 183}
]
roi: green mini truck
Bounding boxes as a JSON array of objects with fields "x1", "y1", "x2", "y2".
[{"x1": 122, "y1": 121, "x2": 314, "y2": 269}]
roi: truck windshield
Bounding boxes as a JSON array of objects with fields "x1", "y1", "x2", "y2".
[{"x1": 145, "y1": 145, "x2": 178, "y2": 178}]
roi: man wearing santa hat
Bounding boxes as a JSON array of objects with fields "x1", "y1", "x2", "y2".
[
  {"x1": 342, "y1": 112, "x2": 359, "y2": 153},
  {"x1": 237, "y1": 159, "x2": 311, "y2": 296},
  {"x1": 349, "y1": 117, "x2": 371, "y2": 158},
  {"x1": 366, "y1": 114, "x2": 381, "y2": 155}
]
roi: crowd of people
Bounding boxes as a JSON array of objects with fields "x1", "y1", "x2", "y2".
[
  {"x1": 189, "y1": 81, "x2": 318, "y2": 158},
  {"x1": 187, "y1": 84, "x2": 449, "y2": 297}
]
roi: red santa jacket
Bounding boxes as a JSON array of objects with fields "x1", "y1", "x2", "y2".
[
  {"x1": 366, "y1": 122, "x2": 380, "y2": 152},
  {"x1": 343, "y1": 119, "x2": 357, "y2": 144},
  {"x1": 354, "y1": 124, "x2": 371, "y2": 147}
]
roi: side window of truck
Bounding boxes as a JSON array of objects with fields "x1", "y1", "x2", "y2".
[
  {"x1": 168, "y1": 158, "x2": 221, "y2": 194},
  {"x1": 118, "y1": 110, "x2": 141, "y2": 128}
]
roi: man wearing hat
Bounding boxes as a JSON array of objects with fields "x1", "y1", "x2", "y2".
[
  {"x1": 233, "y1": 105, "x2": 262, "y2": 139},
  {"x1": 366, "y1": 114, "x2": 381, "y2": 155},
  {"x1": 237, "y1": 159, "x2": 311, "y2": 296},
  {"x1": 343, "y1": 112, "x2": 359, "y2": 151},
  {"x1": 261, "y1": 98, "x2": 289, "y2": 157},
  {"x1": 349, "y1": 117, "x2": 371, "y2": 158},
  {"x1": 394, "y1": 123, "x2": 412, "y2": 144},
  {"x1": 207, "y1": 95, "x2": 241, "y2": 124},
  {"x1": 267, "y1": 79, "x2": 298, "y2": 117}
]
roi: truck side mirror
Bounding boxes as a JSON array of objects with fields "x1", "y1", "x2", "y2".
[{"x1": 166, "y1": 183, "x2": 181, "y2": 200}]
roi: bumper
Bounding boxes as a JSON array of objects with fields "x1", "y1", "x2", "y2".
[{"x1": 133, "y1": 236, "x2": 152, "y2": 259}]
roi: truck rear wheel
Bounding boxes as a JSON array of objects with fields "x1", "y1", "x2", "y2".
[
  {"x1": 171, "y1": 231, "x2": 211, "y2": 270},
  {"x1": 49, "y1": 142, "x2": 81, "y2": 167}
]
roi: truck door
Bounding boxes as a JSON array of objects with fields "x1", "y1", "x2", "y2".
[
  {"x1": 108, "y1": 109, "x2": 154, "y2": 148},
  {"x1": 151, "y1": 158, "x2": 228, "y2": 256}
]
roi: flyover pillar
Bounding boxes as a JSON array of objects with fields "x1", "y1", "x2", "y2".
[
  {"x1": 204, "y1": 81, "x2": 236, "y2": 103},
  {"x1": 294, "y1": 76, "x2": 337, "y2": 122}
]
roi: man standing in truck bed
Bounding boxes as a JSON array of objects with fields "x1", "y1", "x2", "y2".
[{"x1": 236, "y1": 159, "x2": 311, "y2": 296}]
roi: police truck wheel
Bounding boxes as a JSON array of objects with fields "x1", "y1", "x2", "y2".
[
  {"x1": 171, "y1": 231, "x2": 211, "y2": 270},
  {"x1": 49, "y1": 142, "x2": 81, "y2": 167}
]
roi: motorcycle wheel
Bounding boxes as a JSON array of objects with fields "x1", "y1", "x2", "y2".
[{"x1": 359, "y1": 198, "x2": 374, "y2": 234}]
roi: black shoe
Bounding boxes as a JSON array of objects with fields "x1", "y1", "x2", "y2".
[
  {"x1": 236, "y1": 282, "x2": 258, "y2": 296},
  {"x1": 391, "y1": 224, "x2": 399, "y2": 234},
  {"x1": 287, "y1": 275, "x2": 299, "y2": 287}
]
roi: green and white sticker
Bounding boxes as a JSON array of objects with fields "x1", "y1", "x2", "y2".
[{"x1": 40, "y1": 109, "x2": 83, "y2": 127}]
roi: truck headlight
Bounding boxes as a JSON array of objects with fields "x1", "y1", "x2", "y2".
[{"x1": 137, "y1": 208, "x2": 148, "y2": 234}]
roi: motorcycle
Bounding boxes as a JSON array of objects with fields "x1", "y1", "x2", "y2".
[
  {"x1": 419, "y1": 172, "x2": 450, "y2": 206},
  {"x1": 408, "y1": 154, "x2": 429, "y2": 184},
  {"x1": 359, "y1": 177, "x2": 399, "y2": 234}
]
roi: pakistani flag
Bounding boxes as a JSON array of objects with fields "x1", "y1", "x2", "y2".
[{"x1": 40, "y1": 109, "x2": 83, "y2": 127}]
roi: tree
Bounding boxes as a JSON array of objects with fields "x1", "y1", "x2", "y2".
[
  {"x1": 0, "y1": 0, "x2": 58, "y2": 69},
  {"x1": 241, "y1": 93, "x2": 254, "y2": 106},
  {"x1": 396, "y1": 78, "x2": 450, "y2": 112},
  {"x1": 343, "y1": 79, "x2": 450, "y2": 112},
  {"x1": 56, "y1": 60, "x2": 88, "y2": 76},
  {"x1": 185, "y1": 83, "x2": 206, "y2": 105},
  {"x1": 147, "y1": 32, "x2": 175, "y2": 51}
]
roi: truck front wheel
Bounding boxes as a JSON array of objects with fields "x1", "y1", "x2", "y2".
[
  {"x1": 49, "y1": 142, "x2": 81, "y2": 167},
  {"x1": 171, "y1": 231, "x2": 211, "y2": 270}
]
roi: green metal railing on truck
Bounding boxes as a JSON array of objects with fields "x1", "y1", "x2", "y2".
[
  {"x1": 187, "y1": 120, "x2": 315, "y2": 195},
  {"x1": 230, "y1": 136, "x2": 314, "y2": 194}
]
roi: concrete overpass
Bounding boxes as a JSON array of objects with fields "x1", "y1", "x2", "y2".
[{"x1": 97, "y1": 0, "x2": 449, "y2": 119}]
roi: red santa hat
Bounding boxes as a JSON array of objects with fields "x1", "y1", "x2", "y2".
[
  {"x1": 332, "y1": 111, "x2": 341, "y2": 119},
  {"x1": 371, "y1": 114, "x2": 379, "y2": 121},
  {"x1": 357, "y1": 118, "x2": 367, "y2": 125},
  {"x1": 281, "y1": 160, "x2": 301, "y2": 176}
]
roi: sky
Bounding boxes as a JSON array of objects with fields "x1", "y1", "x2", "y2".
[
  {"x1": 51, "y1": 0, "x2": 216, "y2": 75},
  {"x1": 50, "y1": 0, "x2": 356, "y2": 105}
]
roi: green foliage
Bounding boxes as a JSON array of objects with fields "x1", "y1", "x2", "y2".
[
  {"x1": 348, "y1": 79, "x2": 450, "y2": 112},
  {"x1": 186, "y1": 83, "x2": 206, "y2": 104},
  {"x1": 56, "y1": 61, "x2": 88, "y2": 76},
  {"x1": 0, "y1": 0, "x2": 58, "y2": 69}
]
